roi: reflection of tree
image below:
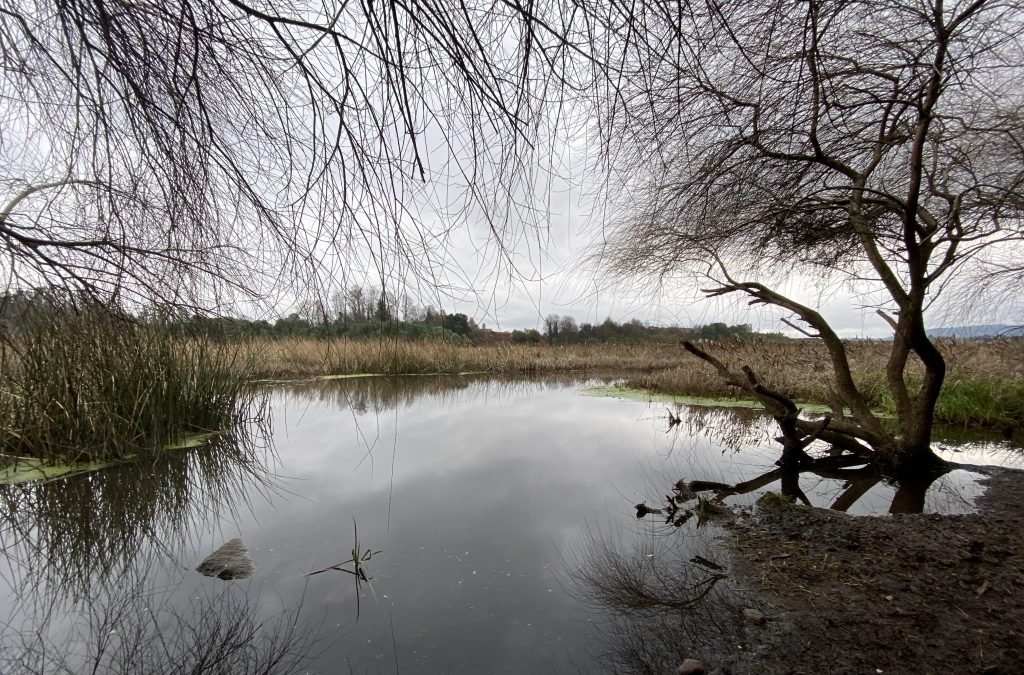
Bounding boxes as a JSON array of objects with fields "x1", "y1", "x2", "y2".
[
  {"x1": 569, "y1": 528, "x2": 753, "y2": 674},
  {"x1": 659, "y1": 402, "x2": 959, "y2": 515},
  {"x1": 3, "y1": 579, "x2": 314, "y2": 675},
  {"x1": 280, "y1": 374, "x2": 473, "y2": 413},
  {"x1": 0, "y1": 416, "x2": 277, "y2": 602},
  {"x1": 276, "y1": 372, "x2": 621, "y2": 414},
  {"x1": 673, "y1": 455, "x2": 946, "y2": 516},
  {"x1": 668, "y1": 403, "x2": 773, "y2": 455}
]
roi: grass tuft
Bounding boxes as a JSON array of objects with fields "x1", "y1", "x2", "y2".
[{"x1": 1, "y1": 309, "x2": 257, "y2": 465}]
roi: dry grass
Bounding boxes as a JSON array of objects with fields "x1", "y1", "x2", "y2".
[
  {"x1": 243, "y1": 336, "x2": 1022, "y2": 429},
  {"x1": 626, "y1": 338, "x2": 1024, "y2": 429},
  {"x1": 246, "y1": 337, "x2": 685, "y2": 378},
  {"x1": 1, "y1": 314, "x2": 257, "y2": 464}
]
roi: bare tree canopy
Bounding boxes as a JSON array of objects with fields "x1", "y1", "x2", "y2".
[
  {"x1": 591, "y1": 0, "x2": 1024, "y2": 470},
  {"x1": 0, "y1": 0, "x2": 578, "y2": 309}
]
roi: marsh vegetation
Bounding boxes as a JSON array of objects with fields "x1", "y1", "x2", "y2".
[
  {"x1": 0, "y1": 0, "x2": 1022, "y2": 671},
  {"x1": 241, "y1": 335, "x2": 1023, "y2": 432},
  {"x1": 0, "y1": 306, "x2": 258, "y2": 468}
]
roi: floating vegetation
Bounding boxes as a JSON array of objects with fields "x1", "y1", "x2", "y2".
[{"x1": 0, "y1": 432, "x2": 220, "y2": 485}]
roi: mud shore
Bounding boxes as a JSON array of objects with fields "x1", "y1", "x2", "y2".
[{"x1": 717, "y1": 465, "x2": 1024, "y2": 674}]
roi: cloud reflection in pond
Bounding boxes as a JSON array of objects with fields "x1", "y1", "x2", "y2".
[{"x1": 1, "y1": 375, "x2": 1019, "y2": 674}]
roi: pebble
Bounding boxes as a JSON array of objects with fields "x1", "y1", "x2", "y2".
[
  {"x1": 676, "y1": 658, "x2": 707, "y2": 675},
  {"x1": 743, "y1": 607, "x2": 767, "y2": 625}
]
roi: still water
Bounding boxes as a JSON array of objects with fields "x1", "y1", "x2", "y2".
[{"x1": 1, "y1": 375, "x2": 1019, "y2": 673}]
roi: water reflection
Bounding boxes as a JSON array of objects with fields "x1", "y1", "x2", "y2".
[
  {"x1": 568, "y1": 524, "x2": 756, "y2": 674},
  {"x1": 655, "y1": 400, "x2": 1021, "y2": 516},
  {"x1": 0, "y1": 375, "x2": 1018, "y2": 674},
  {"x1": 2, "y1": 580, "x2": 314, "y2": 674},
  {"x1": 0, "y1": 406, "x2": 314, "y2": 675},
  {"x1": 278, "y1": 372, "x2": 623, "y2": 414},
  {"x1": 665, "y1": 404, "x2": 773, "y2": 455},
  {"x1": 0, "y1": 416, "x2": 277, "y2": 601},
  {"x1": 305, "y1": 519, "x2": 382, "y2": 621}
]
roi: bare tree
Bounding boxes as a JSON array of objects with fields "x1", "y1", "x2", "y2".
[
  {"x1": 591, "y1": 0, "x2": 1024, "y2": 472},
  {"x1": 0, "y1": 0, "x2": 579, "y2": 311}
]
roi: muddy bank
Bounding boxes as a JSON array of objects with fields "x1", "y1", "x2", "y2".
[{"x1": 716, "y1": 465, "x2": 1024, "y2": 674}]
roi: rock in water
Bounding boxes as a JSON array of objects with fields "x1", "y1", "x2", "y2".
[{"x1": 196, "y1": 538, "x2": 255, "y2": 580}]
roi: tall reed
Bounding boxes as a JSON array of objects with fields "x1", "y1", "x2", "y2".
[
  {"x1": 247, "y1": 337, "x2": 685, "y2": 378},
  {"x1": 1, "y1": 310, "x2": 258, "y2": 465}
]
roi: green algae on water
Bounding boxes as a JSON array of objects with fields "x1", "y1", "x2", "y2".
[
  {"x1": 0, "y1": 431, "x2": 222, "y2": 485},
  {"x1": 580, "y1": 384, "x2": 836, "y2": 414}
]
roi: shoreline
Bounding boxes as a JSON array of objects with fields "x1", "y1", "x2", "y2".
[
  {"x1": 712, "y1": 464, "x2": 1024, "y2": 674},
  {"x1": 240, "y1": 338, "x2": 1023, "y2": 433}
]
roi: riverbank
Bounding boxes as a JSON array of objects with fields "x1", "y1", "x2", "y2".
[
  {"x1": 717, "y1": 465, "x2": 1024, "y2": 674},
  {"x1": 624, "y1": 338, "x2": 1023, "y2": 431},
  {"x1": 246, "y1": 337, "x2": 1024, "y2": 431}
]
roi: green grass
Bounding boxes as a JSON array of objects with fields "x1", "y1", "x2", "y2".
[
  {"x1": 620, "y1": 339, "x2": 1024, "y2": 432},
  {"x1": 0, "y1": 310, "x2": 258, "y2": 466},
  {"x1": 923, "y1": 377, "x2": 1024, "y2": 429}
]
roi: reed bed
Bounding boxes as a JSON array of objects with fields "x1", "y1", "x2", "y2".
[
  {"x1": 248, "y1": 336, "x2": 1023, "y2": 428},
  {"x1": 247, "y1": 337, "x2": 686, "y2": 378},
  {"x1": 1, "y1": 312, "x2": 258, "y2": 465},
  {"x1": 624, "y1": 338, "x2": 1024, "y2": 430}
]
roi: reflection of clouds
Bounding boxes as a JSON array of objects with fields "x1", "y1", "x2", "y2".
[
  {"x1": 935, "y1": 440, "x2": 1024, "y2": 468},
  {"x1": 0, "y1": 412, "x2": 313, "y2": 675},
  {"x1": 240, "y1": 378, "x2": 696, "y2": 672},
  {"x1": 3, "y1": 376, "x2": 1017, "y2": 674}
]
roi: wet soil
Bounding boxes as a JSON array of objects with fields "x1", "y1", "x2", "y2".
[{"x1": 717, "y1": 465, "x2": 1024, "y2": 675}]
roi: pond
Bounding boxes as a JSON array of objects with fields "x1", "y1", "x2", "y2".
[{"x1": 1, "y1": 375, "x2": 1020, "y2": 673}]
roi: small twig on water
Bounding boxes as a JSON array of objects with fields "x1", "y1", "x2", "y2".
[{"x1": 305, "y1": 518, "x2": 382, "y2": 620}]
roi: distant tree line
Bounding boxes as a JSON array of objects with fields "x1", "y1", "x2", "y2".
[
  {"x1": 2, "y1": 287, "x2": 784, "y2": 345},
  {"x1": 531, "y1": 314, "x2": 783, "y2": 344},
  {"x1": 0, "y1": 286, "x2": 478, "y2": 343},
  {"x1": 159, "y1": 286, "x2": 479, "y2": 343}
]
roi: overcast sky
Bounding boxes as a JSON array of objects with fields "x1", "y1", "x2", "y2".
[
  {"x1": 295, "y1": 147, "x2": 1022, "y2": 339},
  {"x1": 344, "y1": 151, "x2": 1016, "y2": 339},
  {"x1": 5, "y1": 1, "x2": 1019, "y2": 337}
]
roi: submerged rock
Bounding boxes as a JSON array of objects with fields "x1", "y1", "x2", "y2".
[{"x1": 196, "y1": 538, "x2": 255, "y2": 580}]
